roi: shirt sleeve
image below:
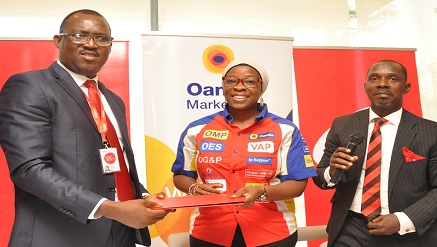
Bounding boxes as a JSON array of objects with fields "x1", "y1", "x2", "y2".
[
  {"x1": 171, "y1": 125, "x2": 204, "y2": 178},
  {"x1": 279, "y1": 123, "x2": 317, "y2": 181},
  {"x1": 394, "y1": 212, "x2": 416, "y2": 235},
  {"x1": 88, "y1": 198, "x2": 107, "y2": 219},
  {"x1": 324, "y1": 167, "x2": 331, "y2": 183}
]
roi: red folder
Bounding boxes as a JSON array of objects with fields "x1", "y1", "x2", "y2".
[{"x1": 148, "y1": 193, "x2": 246, "y2": 210}]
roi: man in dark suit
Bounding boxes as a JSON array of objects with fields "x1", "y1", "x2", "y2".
[
  {"x1": 313, "y1": 60, "x2": 437, "y2": 247},
  {"x1": 0, "y1": 9, "x2": 169, "y2": 247}
]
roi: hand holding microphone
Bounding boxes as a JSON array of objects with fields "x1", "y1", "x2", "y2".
[{"x1": 327, "y1": 131, "x2": 365, "y2": 187}]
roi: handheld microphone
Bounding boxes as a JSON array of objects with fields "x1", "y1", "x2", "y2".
[{"x1": 327, "y1": 131, "x2": 365, "y2": 187}]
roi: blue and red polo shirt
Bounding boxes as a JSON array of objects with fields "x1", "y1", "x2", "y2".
[{"x1": 171, "y1": 104, "x2": 316, "y2": 247}]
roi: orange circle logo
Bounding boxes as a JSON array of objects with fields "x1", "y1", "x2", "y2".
[{"x1": 203, "y1": 45, "x2": 234, "y2": 74}]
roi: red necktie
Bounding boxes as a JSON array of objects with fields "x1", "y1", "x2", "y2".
[
  {"x1": 84, "y1": 80, "x2": 135, "y2": 201},
  {"x1": 361, "y1": 117, "x2": 388, "y2": 220}
]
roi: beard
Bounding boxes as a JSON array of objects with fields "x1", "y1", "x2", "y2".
[{"x1": 374, "y1": 100, "x2": 391, "y2": 107}]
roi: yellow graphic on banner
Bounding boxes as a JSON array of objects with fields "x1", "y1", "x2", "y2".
[{"x1": 145, "y1": 136, "x2": 193, "y2": 244}]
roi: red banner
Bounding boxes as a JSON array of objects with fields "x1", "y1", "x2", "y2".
[
  {"x1": 0, "y1": 40, "x2": 129, "y2": 246},
  {"x1": 293, "y1": 47, "x2": 421, "y2": 247}
]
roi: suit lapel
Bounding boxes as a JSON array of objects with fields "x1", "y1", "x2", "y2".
[
  {"x1": 49, "y1": 63, "x2": 98, "y2": 131},
  {"x1": 388, "y1": 110, "x2": 417, "y2": 195}
]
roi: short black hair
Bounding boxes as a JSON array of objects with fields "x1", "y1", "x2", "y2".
[
  {"x1": 59, "y1": 9, "x2": 111, "y2": 34},
  {"x1": 368, "y1": 60, "x2": 408, "y2": 81}
]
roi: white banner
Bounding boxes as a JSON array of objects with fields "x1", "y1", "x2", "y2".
[{"x1": 141, "y1": 33, "x2": 299, "y2": 246}]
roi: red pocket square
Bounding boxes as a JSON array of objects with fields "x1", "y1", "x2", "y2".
[{"x1": 402, "y1": 147, "x2": 426, "y2": 162}]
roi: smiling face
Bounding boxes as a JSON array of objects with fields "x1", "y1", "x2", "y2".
[
  {"x1": 364, "y1": 61, "x2": 411, "y2": 117},
  {"x1": 53, "y1": 12, "x2": 112, "y2": 78},
  {"x1": 223, "y1": 65, "x2": 263, "y2": 114}
]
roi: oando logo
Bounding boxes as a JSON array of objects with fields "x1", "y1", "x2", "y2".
[
  {"x1": 202, "y1": 45, "x2": 235, "y2": 74},
  {"x1": 186, "y1": 45, "x2": 235, "y2": 110}
]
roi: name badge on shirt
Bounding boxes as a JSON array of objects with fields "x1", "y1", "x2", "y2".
[
  {"x1": 99, "y1": 148, "x2": 121, "y2": 174},
  {"x1": 205, "y1": 179, "x2": 227, "y2": 192}
]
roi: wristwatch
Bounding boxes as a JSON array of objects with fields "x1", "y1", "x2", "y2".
[{"x1": 257, "y1": 186, "x2": 267, "y2": 202}]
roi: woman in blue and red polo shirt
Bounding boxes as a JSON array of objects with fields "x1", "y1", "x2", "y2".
[{"x1": 171, "y1": 59, "x2": 316, "y2": 247}]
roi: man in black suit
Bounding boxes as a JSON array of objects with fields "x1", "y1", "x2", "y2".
[
  {"x1": 0, "y1": 9, "x2": 168, "y2": 247},
  {"x1": 313, "y1": 60, "x2": 437, "y2": 247}
]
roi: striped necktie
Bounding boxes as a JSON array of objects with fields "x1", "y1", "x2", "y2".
[{"x1": 361, "y1": 117, "x2": 388, "y2": 220}]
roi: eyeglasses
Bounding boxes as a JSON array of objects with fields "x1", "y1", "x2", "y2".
[
  {"x1": 222, "y1": 77, "x2": 262, "y2": 88},
  {"x1": 59, "y1": 33, "x2": 113, "y2": 46}
]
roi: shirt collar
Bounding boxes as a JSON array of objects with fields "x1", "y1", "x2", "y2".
[
  {"x1": 368, "y1": 107, "x2": 402, "y2": 126},
  {"x1": 224, "y1": 103, "x2": 268, "y2": 123},
  {"x1": 57, "y1": 60, "x2": 98, "y2": 88}
]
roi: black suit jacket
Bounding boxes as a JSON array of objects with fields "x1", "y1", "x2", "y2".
[
  {"x1": 313, "y1": 108, "x2": 437, "y2": 247},
  {"x1": 0, "y1": 62, "x2": 150, "y2": 247}
]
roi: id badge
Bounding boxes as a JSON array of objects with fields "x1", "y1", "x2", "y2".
[
  {"x1": 205, "y1": 179, "x2": 227, "y2": 192},
  {"x1": 99, "y1": 148, "x2": 121, "y2": 174}
]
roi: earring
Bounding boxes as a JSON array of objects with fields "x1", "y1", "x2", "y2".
[{"x1": 259, "y1": 96, "x2": 264, "y2": 107}]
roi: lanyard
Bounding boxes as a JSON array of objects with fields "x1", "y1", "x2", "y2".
[{"x1": 82, "y1": 89, "x2": 110, "y2": 147}]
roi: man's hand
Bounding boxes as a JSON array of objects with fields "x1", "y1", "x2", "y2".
[
  {"x1": 97, "y1": 199, "x2": 169, "y2": 229},
  {"x1": 368, "y1": 214, "x2": 400, "y2": 235},
  {"x1": 329, "y1": 147, "x2": 359, "y2": 176}
]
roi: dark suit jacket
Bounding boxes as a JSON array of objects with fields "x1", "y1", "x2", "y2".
[
  {"x1": 0, "y1": 62, "x2": 150, "y2": 247},
  {"x1": 313, "y1": 108, "x2": 437, "y2": 247}
]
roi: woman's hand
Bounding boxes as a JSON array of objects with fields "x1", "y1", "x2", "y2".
[
  {"x1": 231, "y1": 186, "x2": 265, "y2": 208},
  {"x1": 191, "y1": 183, "x2": 223, "y2": 195}
]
